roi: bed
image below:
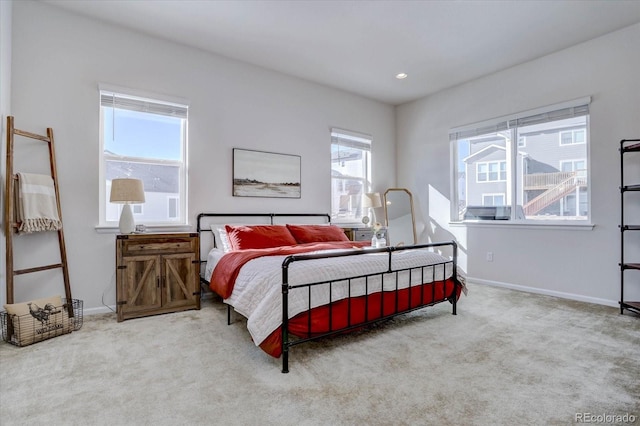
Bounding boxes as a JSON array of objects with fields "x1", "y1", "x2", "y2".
[{"x1": 197, "y1": 213, "x2": 463, "y2": 373}]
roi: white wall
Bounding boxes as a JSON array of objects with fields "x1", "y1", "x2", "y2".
[
  {"x1": 397, "y1": 23, "x2": 640, "y2": 306},
  {"x1": 7, "y1": 1, "x2": 395, "y2": 312},
  {"x1": 0, "y1": 0, "x2": 12, "y2": 308}
]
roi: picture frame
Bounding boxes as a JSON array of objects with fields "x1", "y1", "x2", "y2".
[{"x1": 233, "y1": 148, "x2": 301, "y2": 198}]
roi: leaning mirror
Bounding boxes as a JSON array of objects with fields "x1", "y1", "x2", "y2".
[{"x1": 384, "y1": 188, "x2": 417, "y2": 246}]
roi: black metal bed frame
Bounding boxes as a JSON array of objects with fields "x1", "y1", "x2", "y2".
[
  {"x1": 196, "y1": 213, "x2": 460, "y2": 373},
  {"x1": 281, "y1": 242, "x2": 458, "y2": 373}
]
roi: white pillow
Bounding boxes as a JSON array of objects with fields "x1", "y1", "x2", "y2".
[
  {"x1": 211, "y1": 227, "x2": 232, "y2": 252},
  {"x1": 205, "y1": 248, "x2": 226, "y2": 281}
]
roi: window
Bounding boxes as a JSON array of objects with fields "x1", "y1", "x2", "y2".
[
  {"x1": 560, "y1": 159, "x2": 587, "y2": 178},
  {"x1": 560, "y1": 129, "x2": 585, "y2": 145},
  {"x1": 330, "y1": 128, "x2": 372, "y2": 222},
  {"x1": 99, "y1": 87, "x2": 189, "y2": 227},
  {"x1": 482, "y1": 194, "x2": 505, "y2": 206},
  {"x1": 168, "y1": 197, "x2": 179, "y2": 220},
  {"x1": 451, "y1": 98, "x2": 590, "y2": 222},
  {"x1": 518, "y1": 136, "x2": 526, "y2": 147},
  {"x1": 477, "y1": 161, "x2": 506, "y2": 182},
  {"x1": 477, "y1": 163, "x2": 488, "y2": 182},
  {"x1": 132, "y1": 204, "x2": 143, "y2": 215}
]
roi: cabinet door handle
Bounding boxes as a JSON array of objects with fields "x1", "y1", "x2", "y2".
[{"x1": 157, "y1": 277, "x2": 160, "y2": 288}]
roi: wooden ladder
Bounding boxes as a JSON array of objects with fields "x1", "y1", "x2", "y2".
[{"x1": 4, "y1": 116, "x2": 73, "y2": 311}]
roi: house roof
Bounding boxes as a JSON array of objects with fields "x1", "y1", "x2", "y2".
[
  {"x1": 463, "y1": 144, "x2": 528, "y2": 163},
  {"x1": 106, "y1": 162, "x2": 179, "y2": 193}
]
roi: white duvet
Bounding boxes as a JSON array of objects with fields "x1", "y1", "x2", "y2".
[{"x1": 206, "y1": 247, "x2": 454, "y2": 347}]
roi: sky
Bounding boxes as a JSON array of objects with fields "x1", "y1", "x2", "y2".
[{"x1": 103, "y1": 108, "x2": 183, "y2": 161}]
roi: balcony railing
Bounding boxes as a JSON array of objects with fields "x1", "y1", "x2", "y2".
[
  {"x1": 523, "y1": 172, "x2": 587, "y2": 215},
  {"x1": 524, "y1": 171, "x2": 587, "y2": 190}
]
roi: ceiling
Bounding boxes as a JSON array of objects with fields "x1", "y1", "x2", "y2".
[{"x1": 43, "y1": 0, "x2": 640, "y2": 105}]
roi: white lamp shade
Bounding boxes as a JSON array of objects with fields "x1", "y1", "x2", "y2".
[{"x1": 363, "y1": 192, "x2": 382, "y2": 209}]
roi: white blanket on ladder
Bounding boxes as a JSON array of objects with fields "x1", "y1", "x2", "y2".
[{"x1": 17, "y1": 173, "x2": 63, "y2": 233}]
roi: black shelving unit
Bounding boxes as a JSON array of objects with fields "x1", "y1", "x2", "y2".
[{"x1": 619, "y1": 139, "x2": 640, "y2": 315}]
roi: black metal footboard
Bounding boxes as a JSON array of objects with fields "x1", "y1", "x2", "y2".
[{"x1": 281, "y1": 241, "x2": 459, "y2": 373}]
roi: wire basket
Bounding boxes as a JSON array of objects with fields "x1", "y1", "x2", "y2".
[{"x1": 1, "y1": 298, "x2": 83, "y2": 347}]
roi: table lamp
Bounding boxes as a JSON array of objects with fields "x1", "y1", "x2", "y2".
[
  {"x1": 110, "y1": 178, "x2": 145, "y2": 234},
  {"x1": 362, "y1": 192, "x2": 382, "y2": 226}
]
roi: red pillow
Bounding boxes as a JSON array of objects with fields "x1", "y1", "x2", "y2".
[
  {"x1": 225, "y1": 225, "x2": 297, "y2": 250},
  {"x1": 286, "y1": 224, "x2": 350, "y2": 244}
]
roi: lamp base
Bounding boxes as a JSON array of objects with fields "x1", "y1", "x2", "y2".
[{"x1": 119, "y1": 204, "x2": 135, "y2": 234}]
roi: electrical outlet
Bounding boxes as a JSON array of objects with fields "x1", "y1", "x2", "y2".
[{"x1": 486, "y1": 251, "x2": 494, "y2": 262}]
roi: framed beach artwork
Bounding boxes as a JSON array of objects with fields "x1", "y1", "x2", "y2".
[{"x1": 232, "y1": 148, "x2": 301, "y2": 198}]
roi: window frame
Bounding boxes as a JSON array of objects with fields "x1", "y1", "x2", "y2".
[
  {"x1": 450, "y1": 97, "x2": 592, "y2": 226},
  {"x1": 97, "y1": 85, "x2": 189, "y2": 230}
]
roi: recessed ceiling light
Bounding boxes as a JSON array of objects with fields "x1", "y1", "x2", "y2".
[{"x1": 395, "y1": 73, "x2": 408, "y2": 79}]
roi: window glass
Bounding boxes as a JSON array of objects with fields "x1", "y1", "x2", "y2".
[
  {"x1": 459, "y1": 133, "x2": 508, "y2": 215},
  {"x1": 518, "y1": 117, "x2": 588, "y2": 220},
  {"x1": 100, "y1": 90, "x2": 188, "y2": 227}
]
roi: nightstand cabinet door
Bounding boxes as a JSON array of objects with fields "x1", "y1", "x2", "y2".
[
  {"x1": 119, "y1": 255, "x2": 162, "y2": 320},
  {"x1": 162, "y1": 252, "x2": 198, "y2": 310},
  {"x1": 116, "y1": 233, "x2": 200, "y2": 322}
]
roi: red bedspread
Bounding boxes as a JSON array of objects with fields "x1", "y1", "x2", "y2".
[
  {"x1": 210, "y1": 241, "x2": 369, "y2": 298},
  {"x1": 259, "y1": 277, "x2": 459, "y2": 357}
]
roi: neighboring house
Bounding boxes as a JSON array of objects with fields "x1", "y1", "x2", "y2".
[
  {"x1": 462, "y1": 118, "x2": 588, "y2": 219},
  {"x1": 106, "y1": 161, "x2": 181, "y2": 224}
]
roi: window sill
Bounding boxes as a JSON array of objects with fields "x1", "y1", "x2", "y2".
[
  {"x1": 95, "y1": 224, "x2": 192, "y2": 234},
  {"x1": 449, "y1": 220, "x2": 595, "y2": 231},
  {"x1": 334, "y1": 221, "x2": 368, "y2": 228}
]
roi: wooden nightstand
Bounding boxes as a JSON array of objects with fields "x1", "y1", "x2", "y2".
[
  {"x1": 341, "y1": 227, "x2": 375, "y2": 242},
  {"x1": 116, "y1": 233, "x2": 201, "y2": 322}
]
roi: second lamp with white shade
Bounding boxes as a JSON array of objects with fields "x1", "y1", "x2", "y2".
[{"x1": 362, "y1": 192, "x2": 382, "y2": 226}]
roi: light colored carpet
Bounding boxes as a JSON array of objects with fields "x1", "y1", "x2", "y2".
[{"x1": 1, "y1": 284, "x2": 638, "y2": 426}]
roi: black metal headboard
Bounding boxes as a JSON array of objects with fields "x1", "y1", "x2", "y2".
[
  {"x1": 196, "y1": 212, "x2": 331, "y2": 233},
  {"x1": 196, "y1": 213, "x2": 332, "y2": 283}
]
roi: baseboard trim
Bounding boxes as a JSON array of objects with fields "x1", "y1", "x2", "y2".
[
  {"x1": 84, "y1": 292, "x2": 217, "y2": 316},
  {"x1": 85, "y1": 305, "x2": 117, "y2": 316},
  {"x1": 467, "y1": 277, "x2": 618, "y2": 308},
  {"x1": 85, "y1": 281, "x2": 617, "y2": 315}
]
